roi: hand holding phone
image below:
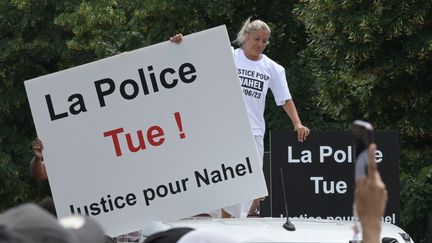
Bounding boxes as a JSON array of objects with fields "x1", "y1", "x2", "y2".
[{"x1": 352, "y1": 120, "x2": 375, "y2": 241}]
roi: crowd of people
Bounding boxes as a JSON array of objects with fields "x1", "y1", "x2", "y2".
[{"x1": 1, "y1": 16, "x2": 392, "y2": 243}]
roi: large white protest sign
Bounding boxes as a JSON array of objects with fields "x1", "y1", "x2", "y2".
[{"x1": 24, "y1": 26, "x2": 267, "y2": 236}]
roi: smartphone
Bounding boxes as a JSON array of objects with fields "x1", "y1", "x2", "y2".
[
  {"x1": 352, "y1": 120, "x2": 374, "y2": 181},
  {"x1": 352, "y1": 120, "x2": 375, "y2": 240}
]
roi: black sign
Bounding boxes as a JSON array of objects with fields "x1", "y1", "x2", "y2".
[{"x1": 260, "y1": 131, "x2": 400, "y2": 225}]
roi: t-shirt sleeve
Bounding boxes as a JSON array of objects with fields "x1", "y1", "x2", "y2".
[{"x1": 269, "y1": 64, "x2": 292, "y2": 106}]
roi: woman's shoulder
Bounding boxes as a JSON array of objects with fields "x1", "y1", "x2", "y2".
[
  {"x1": 232, "y1": 47, "x2": 242, "y2": 56},
  {"x1": 261, "y1": 54, "x2": 284, "y2": 72}
]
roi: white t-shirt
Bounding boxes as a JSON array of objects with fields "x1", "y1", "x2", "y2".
[{"x1": 233, "y1": 48, "x2": 292, "y2": 136}]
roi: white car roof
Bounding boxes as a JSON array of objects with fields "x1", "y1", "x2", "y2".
[{"x1": 140, "y1": 217, "x2": 413, "y2": 243}]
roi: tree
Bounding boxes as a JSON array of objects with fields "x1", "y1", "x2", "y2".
[
  {"x1": 2, "y1": 1, "x2": 429, "y2": 241},
  {"x1": 0, "y1": 0, "x2": 85, "y2": 210},
  {"x1": 294, "y1": 1, "x2": 432, "y2": 242}
]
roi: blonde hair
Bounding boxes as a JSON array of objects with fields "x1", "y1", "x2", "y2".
[{"x1": 234, "y1": 17, "x2": 271, "y2": 47}]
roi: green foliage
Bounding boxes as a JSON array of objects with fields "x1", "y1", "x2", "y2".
[
  {"x1": 1, "y1": 1, "x2": 431, "y2": 241},
  {"x1": 54, "y1": 0, "x2": 238, "y2": 57},
  {"x1": 401, "y1": 162, "x2": 432, "y2": 243},
  {"x1": 295, "y1": 1, "x2": 432, "y2": 241},
  {"x1": 0, "y1": 150, "x2": 49, "y2": 211},
  {"x1": 0, "y1": 0, "x2": 73, "y2": 211},
  {"x1": 55, "y1": 0, "x2": 147, "y2": 57},
  {"x1": 294, "y1": 0, "x2": 432, "y2": 129}
]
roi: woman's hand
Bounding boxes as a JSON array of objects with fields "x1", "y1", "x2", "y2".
[
  {"x1": 295, "y1": 124, "x2": 310, "y2": 142},
  {"x1": 355, "y1": 143, "x2": 388, "y2": 243},
  {"x1": 170, "y1": 33, "x2": 183, "y2": 44}
]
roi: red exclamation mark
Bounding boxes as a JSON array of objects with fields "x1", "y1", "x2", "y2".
[{"x1": 174, "y1": 112, "x2": 186, "y2": 139}]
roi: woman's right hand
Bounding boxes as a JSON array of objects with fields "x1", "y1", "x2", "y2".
[{"x1": 170, "y1": 33, "x2": 183, "y2": 44}]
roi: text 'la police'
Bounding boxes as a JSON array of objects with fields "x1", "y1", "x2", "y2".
[
  {"x1": 45, "y1": 62, "x2": 197, "y2": 121},
  {"x1": 287, "y1": 146, "x2": 383, "y2": 163}
]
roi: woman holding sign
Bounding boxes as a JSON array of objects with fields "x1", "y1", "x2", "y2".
[{"x1": 171, "y1": 16, "x2": 310, "y2": 218}]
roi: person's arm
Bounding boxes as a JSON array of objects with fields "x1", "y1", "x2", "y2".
[
  {"x1": 282, "y1": 99, "x2": 310, "y2": 142},
  {"x1": 355, "y1": 143, "x2": 388, "y2": 243},
  {"x1": 30, "y1": 138, "x2": 48, "y2": 181}
]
